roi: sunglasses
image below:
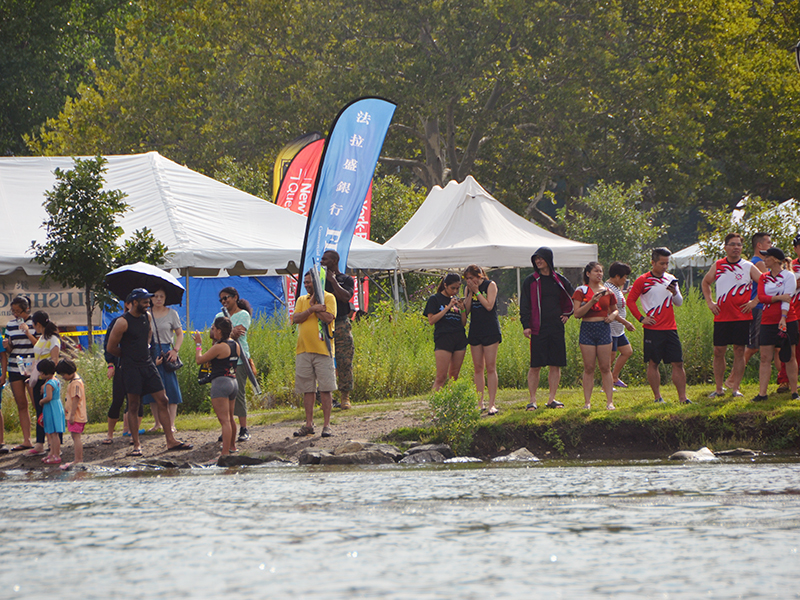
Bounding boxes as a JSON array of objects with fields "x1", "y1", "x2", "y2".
[{"x1": 219, "y1": 295, "x2": 231, "y2": 303}]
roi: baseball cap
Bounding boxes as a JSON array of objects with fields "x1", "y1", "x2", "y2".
[
  {"x1": 764, "y1": 247, "x2": 785, "y2": 261},
  {"x1": 126, "y1": 288, "x2": 154, "y2": 302}
]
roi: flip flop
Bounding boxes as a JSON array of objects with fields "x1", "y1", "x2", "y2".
[
  {"x1": 127, "y1": 449, "x2": 143, "y2": 457},
  {"x1": 23, "y1": 448, "x2": 46, "y2": 457},
  {"x1": 166, "y1": 442, "x2": 193, "y2": 451},
  {"x1": 101, "y1": 438, "x2": 113, "y2": 445},
  {"x1": 11, "y1": 444, "x2": 33, "y2": 452},
  {"x1": 487, "y1": 408, "x2": 499, "y2": 416}
]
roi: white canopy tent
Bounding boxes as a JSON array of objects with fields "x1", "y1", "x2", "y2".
[
  {"x1": 0, "y1": 152, "x2": 397, "y2": 276},
  {"x1": 385, "y1": 176, "x2": 597, "y2": 270},
  {"x1": 385, "y1": 176, "x2": 597, "y2": 299}
]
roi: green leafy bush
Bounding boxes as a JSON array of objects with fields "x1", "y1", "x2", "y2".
[{"x1": 428, "y1": 378, "x2": 480, "y2": 456}]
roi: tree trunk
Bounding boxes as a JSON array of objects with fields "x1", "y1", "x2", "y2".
[{"x1": 85, "y1": 285, "x2": 93, "y2": 348}]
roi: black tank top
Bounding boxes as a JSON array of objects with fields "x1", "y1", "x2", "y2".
[
  {"x1": 210, "y1": 340, "x2": 239, "y2": 379},
  {"x1": 468, "y1": 279, "x2": 501, "y2": 338},
  {"x1": 120, "y1": 312, "x2": 152, "y2": 366}
]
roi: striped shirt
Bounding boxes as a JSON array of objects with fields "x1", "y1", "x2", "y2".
[{"x1": 6, "y1": 316, "x2": 36, "y2": 375}]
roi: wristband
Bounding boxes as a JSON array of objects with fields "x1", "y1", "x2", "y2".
[
  {"x1": 107, "y1": 364, "x2": 113, "y2": 369},
  {"x1": 639, "y1": 316, "x2": 645, "y2": 323},
  {"x1": 196, "y1": 343, "x2": 202, "y2": 349}
]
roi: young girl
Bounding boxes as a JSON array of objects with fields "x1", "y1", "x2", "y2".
[
  {"x1": 423, "y1": 273, "x2": 468, "y2": 390},
  {"x1": 193, "y1": 317, "x2": 241, "y2": 457},
  {"x1": 573, "y1": 262, "x2": 619, "y2": 410},
  {"x1": 37, "y1": 359, "x2": 64, "y2": 464},
  {"x1": 56, "y1": 358, "x2": 86, "y2": 470}
]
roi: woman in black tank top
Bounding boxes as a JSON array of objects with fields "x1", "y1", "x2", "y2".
[
  {"x1": 193, "y1": 317, "x2": 241, "y2": 457},
  {"x1": 463, "y1": 265, "x2": 502, "y2": 415}
]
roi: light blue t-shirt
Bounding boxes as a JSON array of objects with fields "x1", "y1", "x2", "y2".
[{"x1": 215, "y1": 309, "x2": 251, "y2": 363}]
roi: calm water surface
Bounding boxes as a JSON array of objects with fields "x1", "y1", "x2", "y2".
[{"x1": 1, "y1": 460, "x2": 799, "y2": 599}]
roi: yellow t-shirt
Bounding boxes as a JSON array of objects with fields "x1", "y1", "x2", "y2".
[{"x1": 295, "y1": 291, "x2": 337, "y2": 356}]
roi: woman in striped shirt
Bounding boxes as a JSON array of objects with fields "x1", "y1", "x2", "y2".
[{"x1": 5, "y1": 296, "x2": 35, "y2": 451}]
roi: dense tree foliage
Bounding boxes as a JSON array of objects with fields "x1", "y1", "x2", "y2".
[{"x1": 16, "y1": 0, "x2": 800, "y2": 249}]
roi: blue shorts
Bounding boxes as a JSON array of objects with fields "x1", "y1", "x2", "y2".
[
  {"x1": 579, "y1": 321, "x2": 612, "y2": 346},
  {"x1": 612, "y1": 333, "x2": 630, "y2": 352}
]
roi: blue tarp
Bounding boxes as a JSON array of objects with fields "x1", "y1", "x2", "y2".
[{"x1": 78, "y1": 275, "x2": 287, "y2": 349}]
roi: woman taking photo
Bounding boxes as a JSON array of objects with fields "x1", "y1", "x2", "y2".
[
  {"x1": 463, "y1": 265, "x2": 502, "y2": 415},
  {"x1": 193, "y1": 317, "x2": 241, "y2": 457},
  {"x1": 20, "y1": 311, "x2": 61, "y2": 456},
  {"x1": 573, "y1": 262, "x2": 618, "y2": 410},
  {"x1": 754, "y1": 247, "x2": 799, "y2": 401},
  {"x1": 5, "y1": 296, "x2": 35, "y2": 452},
  {"x1": 423, "y1": 273, "x2": 468, "y2": 391},
  {"x1": 216, "y1": 287, "x2": 253, "y2": 442},
  {"x1": 143, "y1": 287, "x2": 184, "y2": 432}
]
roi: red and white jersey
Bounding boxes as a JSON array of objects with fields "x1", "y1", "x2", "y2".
[
  {"x1": 792, "y1": 258, "x2": 800, "y2": 314},
  {"x1": 626, "y1": 271, "x2": 683, "y2": 330},
  {"x1": 757, "y1": 270, "x2": 797, "y2": 325},
  {"x1": 712, "y1": 258, "x2": 755, "y2": 322}
]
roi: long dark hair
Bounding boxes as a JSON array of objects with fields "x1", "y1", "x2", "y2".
[
  {"x1": 213, "y1": 316, "x2": 233, "y2": 341},
  {"x1": 220, "y1": 286, "x2": 252, "y2": 315},
  {"x1": 32, "y1": 310, "x2": 59, "y2": 339},
  {"x1": 437, "y1": 273, "x2": 462, "y2": 294}
]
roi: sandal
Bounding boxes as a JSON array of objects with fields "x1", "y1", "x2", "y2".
[
  {"x1": 293, "y1": 425, "x2": 315, "y2": 437},
  {"x1": 11, "y1": 444, "x2": 33, "y2": 452},
  {"x1": 487, "y1": 407, "x2": 499, "y2": 416},
  {"x1": 101, "y1": 438, "x2": 113, "y2": 445},
  {"x1": 525, "y1": 403, "x2": 538, "y2": 411},
  {"x1": 127, "y1": 448, "x2": 143, "y2": 457}
]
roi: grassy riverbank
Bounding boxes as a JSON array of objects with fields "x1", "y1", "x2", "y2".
[{"x1": 2, "y1": 383, "x2": 798, "y2": 462}]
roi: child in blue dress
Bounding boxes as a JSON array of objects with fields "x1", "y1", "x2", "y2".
[{"x1": 37, "y1": 359, "x2": 65, "y2": 465}]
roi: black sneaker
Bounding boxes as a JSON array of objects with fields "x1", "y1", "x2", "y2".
[
  {"x1": 752, "y1": 394, "x2": 768, "y2": 402},
  {"x1": 792, "y1": 393, "x2": 800, "y2": 401},
  {"x1": 237, "y1": 427, "x2": 250, "y2": 442}
]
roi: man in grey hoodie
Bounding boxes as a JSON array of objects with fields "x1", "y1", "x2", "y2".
[{"x1": 520, "y1": 247, "x2": 575, "y2": 409}]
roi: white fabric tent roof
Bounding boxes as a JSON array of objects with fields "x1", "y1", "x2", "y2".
[
  {"x1": 0, "y1": 152, "x2": 396, "y2": 276},
  {"x1": 385, "y1": 176, "x2": 597, "y2": 269},
  {"x1": 669, "y1": 243, "x2": 713, "y2": 269}
]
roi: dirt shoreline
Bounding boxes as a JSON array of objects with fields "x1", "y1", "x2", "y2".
[{"x1": 0, "y1": 402, "x2": 429, "y2": 471}]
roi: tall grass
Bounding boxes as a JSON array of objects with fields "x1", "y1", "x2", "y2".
[{"x1": 0, "y1": 287, "x2": 741, "y2": 430}]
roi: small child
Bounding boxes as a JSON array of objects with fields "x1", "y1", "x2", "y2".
[
  {"x1": 37, "y1": 359, "x2": 64, "y2": 465},
  {"x1": 56, "y1": 358, "x2": 86, "y2": 470}
]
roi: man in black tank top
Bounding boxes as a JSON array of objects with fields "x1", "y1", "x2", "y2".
[{"x1": 106, "y1": 288, "x2": 193, "y2": 455}]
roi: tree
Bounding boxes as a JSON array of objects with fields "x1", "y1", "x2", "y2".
[
  {"x1": 556, "y1": 180, "x2": 667, "y2": 274},
  {"x1": 31, "y1": 155, "x2": 168, "y2": 346},
  {"x1": 698, "y1": 197, "x2": 800, "y2": 261},
  {"x1": 370, "y1": 173, "x2": 427, "y2": 244}
]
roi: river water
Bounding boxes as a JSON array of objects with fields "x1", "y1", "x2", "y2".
[{"x1": 1, "y1": 459, "x2": 798, "y2": 599}]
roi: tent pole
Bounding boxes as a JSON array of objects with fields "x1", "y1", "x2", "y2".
[
  {"x1": 393, "y1": 269, "x2": 400, "y2": 310},
  {"x1": 516, "y1": 268, "x2": 521, "y2": 300},
  {"x1": 183, "y1": 268, "x2": 190, "y2": 332}
]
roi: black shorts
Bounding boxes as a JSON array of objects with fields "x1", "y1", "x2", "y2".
[
  {"x1": 643, "y1": 329, "x2": 683, "y2": 365},
  {"x1": 714, "y1": 320, "x2": 750, "y2": 347},
  {"x1": 120, "y1": 362, "x2": 164, "y2": 397},
  {"x1": 468, "y1": 333, "x2": 502, "y2": 347},
  {"x1": 612, "y1": 334, "x2": 630, "y2": 351},
  {"x1": 747, "y1": 308, "x2": 762, "y2": 349},
  {"x1": 529, "y1": 327, "x2": 567, "y2": 368},
  {"x1": 760, "y1": 321, "x2": 800, "y2": 348},
  {"x1": 8, "y1": 371, "x2": 27, "y2": 383},
  {"x1": 434, "y1": 331, "x2": 468, "y2": 353}
]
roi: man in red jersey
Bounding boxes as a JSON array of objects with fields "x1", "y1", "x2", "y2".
[
  {"x1": 627, "y1": 247, "x2": 690, "y2": 404},
  {"x1": 775, "y1": 234, "x2": 800, "y2": 391},
  {"x1": 701, "y1": 233, "x2": 761, "y2": 399}
]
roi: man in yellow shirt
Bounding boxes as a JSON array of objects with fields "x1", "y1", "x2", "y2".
[{"x1": 292, "y1": 270, "x2": 337, "y2": 437}]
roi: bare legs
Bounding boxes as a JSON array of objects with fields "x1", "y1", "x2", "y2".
[
  {"x1": 759, "y1": 346, "x2": 797, "y2": 396},
  {"x1": 303, "y1": 391, "x2": 332, "y2": 430},
  {"x1": 471, "y1": 343, "x2": 499, "y2": 412},
  {"x1": 10, "y1": 379, "x2": 32, "y2": 448},
  {"x1": 527, "y1": 366, "x2": 561, "y2": 407},
  {"x1": 611, "y1": 343, "x2": 632, "y2": 383},
  {"x1": 211, "y1": 397, "x2": 235, "y2": 456},
  {"x1": 580, "y1": 343, "x2": 615, "y2": 409},
  {"x1": 713, "y1": 345, "x2": 746, "y2": 394},
  {"x1": 647, "y1": 360, "x2": 687, "y2": 402},
  {"x1": 433, "y1": 349, "x2": 466, "y2": 391},
  {"x1": 127, "y1": 391, "x2": 179, "y2": 451}
]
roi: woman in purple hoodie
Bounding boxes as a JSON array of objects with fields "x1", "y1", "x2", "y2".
[{"x1": 519, "y1": 247, "x2": 575, "y2": 410}]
